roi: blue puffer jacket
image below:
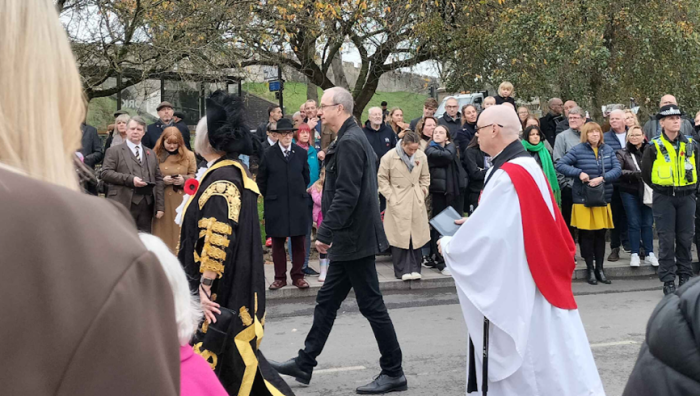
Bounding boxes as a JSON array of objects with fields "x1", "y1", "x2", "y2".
[{"x1": 555, "y1": 142, "x2": 622, "y2": 204}]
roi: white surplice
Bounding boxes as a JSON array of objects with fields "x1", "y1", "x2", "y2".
[{"x1": 442, "y1": 157, "x2": 605, "y2": 396}]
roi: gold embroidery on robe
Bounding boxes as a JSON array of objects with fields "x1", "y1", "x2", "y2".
[
  {"x1": 196, "y1": 217, "x2": 231, "y2": 278},
  {"x1": 199, "y1": 181, "x2": 242, "y2": 222},
  {"x1": 239, "y1": 306, "x2": 253, "y2": 327},
  {"x1": 193, "y1": 342, "x2": 218, "y2": 370}
]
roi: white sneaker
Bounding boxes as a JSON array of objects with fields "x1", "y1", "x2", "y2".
[
  {"x1": 411, "y1": 272, "x2": 422, "y2": 280},
  {"x1": 401, "y1": 274, "x2": 412, "y2": 281},
  {"x1": 646, "y1": 252, "x2": 659, "y2": 267},
  {"x1": 441, "y1": 268, "x2": 452, "y2": 276},
  {"x1": 630, "y1": 253, "x2": 640, "y2": 267}
]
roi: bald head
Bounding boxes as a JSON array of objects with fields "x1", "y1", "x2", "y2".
[
  {"x1": 320, "y1": 87, "x2": 354, "y2": 132},
  {"x1": 659, "y1": 95, "x2": 678, "y2": 108},
  {"x1": 476, "y1": 105, "x2": 521, "y2": 156},
  {"x1": 563, "y1": 100, "x2": 578, "y2": 117}
]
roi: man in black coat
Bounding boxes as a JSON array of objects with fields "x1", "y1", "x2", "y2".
[
  {"x1": 172, "y1": 111, "x2": 191, "y2": 150},
  {"x1": 257, "y1": 118, "x2": 310, "y2": 290},
  {"x1": 539, "y1": 97, "x2": 563, "y2": 146},
  {"x1": 363, "y1": 106, "x2": 397, "y2": 166},
  {"x1": 142, "y1": 101, "x2": 189, "y2": 149},
  {"x1": 255, "y1": 105, "x2": 283, "y2": 142},
  {"x1": 80, "y1": 123, "x2": 104, "y2": 168},
  {"x1": 271, "y1": 87, "x2": 407, "y2": 395},
  {"x1": 409, "y1": 97, "x2": 439, "y2": 131},
  {"x1": 438, "y1": 96, "x2": 462, "y2": 138}
]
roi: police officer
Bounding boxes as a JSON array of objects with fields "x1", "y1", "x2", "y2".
[{"x1": 642, "y1": 104, "x2": 700, "y2": 295}]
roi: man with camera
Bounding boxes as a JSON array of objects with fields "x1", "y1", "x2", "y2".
[{"x1": 641, "y1": 105, "x2": 700, "y2": 295}]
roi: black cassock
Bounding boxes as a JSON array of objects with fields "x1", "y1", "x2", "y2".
[{"x1": 178, "y1": 157, "x2": 293, "y2": 396}]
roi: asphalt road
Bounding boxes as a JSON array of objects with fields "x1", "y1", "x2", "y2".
[{"x1": 263, "y1": 277, "x2": 664, "y2": 396}]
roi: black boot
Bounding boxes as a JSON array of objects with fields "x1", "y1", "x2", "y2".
[
  {"x1": 585, "y1": 259, "x2": 597, "y2": 285},
  {"x1": 679, "y1": 276, "x2": 690, "y2": 287},
  {"x1": 595, "y1": 261, "x2": 612, "y2": 284},
  {"x1": 663, "y1": 281, "x2": 676, "y2": 295}
]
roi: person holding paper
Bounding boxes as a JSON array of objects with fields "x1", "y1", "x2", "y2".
[{"x1": 438, "y1": 105, "x2": 605, "y2": 395}]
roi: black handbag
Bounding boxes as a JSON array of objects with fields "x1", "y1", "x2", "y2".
[
  {"x1": 583, "y1": 150, "x2": 607, "y2": 208},
  {"x1": 194, "y1": 287, "x2": 237, "y2": 375}
]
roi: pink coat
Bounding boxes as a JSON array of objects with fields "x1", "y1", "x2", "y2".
[
  {"x1": 180, "y1": 345, "x2": 227, "y2": 396},
  {"x1": 310, "y1": 186, "x2": 323, "y2": 226}
]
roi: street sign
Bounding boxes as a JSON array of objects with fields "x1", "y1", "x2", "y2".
[
  {"x1": 269, "y1": 80, "x2": 281, "y2": 92},
  {"x1": 263, "y1": 66, "x2": 278, "y2": 81}
]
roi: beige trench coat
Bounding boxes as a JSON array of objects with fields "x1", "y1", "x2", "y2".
[{"x1": 378, "y1": 148, "x2": 431, "y2": 249}]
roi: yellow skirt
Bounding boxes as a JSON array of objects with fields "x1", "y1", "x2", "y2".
[{"x1": 571, "y1": 204, "x2": 614, "y2": 230}]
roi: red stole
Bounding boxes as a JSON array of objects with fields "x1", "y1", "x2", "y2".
[{"x1": 501, "y1": 162, "x2": 577, "y2": 310}]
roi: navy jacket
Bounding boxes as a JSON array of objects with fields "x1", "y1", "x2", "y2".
[
  {"x1": 555, "y1": 143, "x2": 622, "y2": 204},
  {"x1": 603, "y1": 129, "x2": 628, "y2": 152},
  {"x1": 454, "y1": 121, "x2": 476, "y2": 153},
  {"x1": 363, "y1": 120, "x2": 397, "y2": 167},
  {"x1": 142, "y1": 120, "x2": 189, "y2": 150}
]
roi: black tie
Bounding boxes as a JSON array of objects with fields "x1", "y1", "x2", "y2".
[{"x1": 135, "y1": 146, "x2": 142, "y2": 164}]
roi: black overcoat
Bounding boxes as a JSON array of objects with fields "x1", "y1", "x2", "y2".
[{"x1": 257, "y1": 142, "x2": 310, "y2": 237}]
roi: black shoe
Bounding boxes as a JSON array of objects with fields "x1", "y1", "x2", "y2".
[
  {"x1": 663, "y1": 281, "x2": 676, "y2": 295},
  {"x1": 356, "y1": 373, "x2": 408, "y2": 394},
  {"x1": 585, "y1": 261, "x2": 597, "y2": 285},
  {"x1": 595, "y1": 263, "x2": 612, "y2": 284},
  {"x1": 269, "y1": 358, "x2": 312, "y2": 385},
  {"x1": 422, "y1": 256, "x2": 436, "y2": 269},
  {"x1": 679, "y1": 276, "x2": 690, "y2": 287},
  {"x1": 303, "y1": 267, "x2": 320, "y2": 276},
  {"x1": 607, "y1": 248, "x2": 620, "y2": 262}
]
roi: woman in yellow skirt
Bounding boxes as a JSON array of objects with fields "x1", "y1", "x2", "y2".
[{"x1": 556, "y1": 122, "x2": 622, "y2": 285}]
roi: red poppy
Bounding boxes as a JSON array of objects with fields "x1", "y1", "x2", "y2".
[{"x1": 184, "y1": 179, "x2": 200, "y2": 195}]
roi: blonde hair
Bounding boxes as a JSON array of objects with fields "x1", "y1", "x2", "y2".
[
  {"x1": 623, "y1": 109, "x2": 639, "y2": 127},
  {"x1": 626, "y1": 126, "x2": 644, "y2": 142},
  {"x1": 580, "y1": 122, "x2": 604, "y2": 147},
  {"x1": 0, "y1": 0, "x2": 85, "y2": 190},
  {"x1": 498, "y1": 81, "x2": 514, "y2": 96}
]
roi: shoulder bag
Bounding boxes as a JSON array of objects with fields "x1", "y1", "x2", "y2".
[
  {"x1": 630, "y1": 153, "x2": 653, "y2": 206},
  {"x1": 583, "y1": 149, "x2": 607, "y2": 208}
]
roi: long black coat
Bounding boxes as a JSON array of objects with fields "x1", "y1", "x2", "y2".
[
  {"x1": 258, "y1": 142, "x2": 310, "y2": 237},
  {"x1": 80, "y1": 123, "x2": 104, "y2": 168},
  {"x1": 316, "y1": 117, "x2": 389, "y2": 262}
]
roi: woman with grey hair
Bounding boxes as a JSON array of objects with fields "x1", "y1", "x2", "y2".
[
  {"x1": 105, "y1": 113, "x2": 130, "y2": 148},
  {"x1": 178, "y1": 91, "x2": 294, "y2": 395},
  {"x1": 139, "y1": 233, "x2": 227, "y2": 396}
]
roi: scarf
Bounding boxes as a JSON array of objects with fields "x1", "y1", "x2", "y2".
[
  {"x1": 297, "y1": 141, "x2": 310, "y2": 151},
  {"x1": 395, "y1": 139, "x2": 415, "y2": 172},
  {"x1": 521, "y1": 140, "x2": 561, "y2": 206}
]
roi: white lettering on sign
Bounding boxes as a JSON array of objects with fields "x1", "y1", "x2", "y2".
[{"x1": 121, "y1": 99, "x2": 142, "y2": 109}]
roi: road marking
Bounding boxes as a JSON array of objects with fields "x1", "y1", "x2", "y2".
[
  {"x1": 590, "y1": 340, "x2": 639, "y2": 348},
  {"x1": 315, "y1": 366, "x2": 367, "y2": 374}
]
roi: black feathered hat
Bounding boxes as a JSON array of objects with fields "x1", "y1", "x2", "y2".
[{"x1": 206, "y1": 90, "x2": 254, "y2": 156}]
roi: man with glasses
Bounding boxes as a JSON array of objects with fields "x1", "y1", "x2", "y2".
[
  {"x1": 271, "y1": 87, "x2": 407, "y2": 394},
  {"x1": 438, "y1": 97, "x2": 462, "y2": 139},
  {"x1": 553, "y1": 106, "x2": 588, "y2": 238}
]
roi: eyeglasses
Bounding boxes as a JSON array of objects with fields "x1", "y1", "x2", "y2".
[
  {"x1": 319, "y1": 103, "x2": 340, "y2": 110},
  {"x1": 476, "y1": 123, "x2": 503, "y2": 131}
]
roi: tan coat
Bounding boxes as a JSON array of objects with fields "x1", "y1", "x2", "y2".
[
  {"x1": 378, "y1": 148, "x2": 431, "y2": 249},
  {"x1": 152, "y1": 151, "x2": 197, "y2": 252},
  {"x1": 0, "y1": 167, "x2": 180, "y2": 395}
]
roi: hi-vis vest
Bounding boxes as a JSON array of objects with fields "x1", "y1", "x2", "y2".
[{"x1": 651, "y1": 135, "x2": 697, "y2": 187}]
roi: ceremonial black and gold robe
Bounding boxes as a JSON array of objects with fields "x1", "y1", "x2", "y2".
[{"x1": 178, "y1": 157, "x2": 293, "y2": 396}]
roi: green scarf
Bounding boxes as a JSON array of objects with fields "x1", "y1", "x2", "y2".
[{"x1": 521, "y1": 140, "x2": 561, "y2": 206}]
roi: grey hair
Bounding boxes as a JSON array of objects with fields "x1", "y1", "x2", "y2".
[
  {"x1": 115, "y1": 113, "x2": 131, "y2": 124},
  {"x1": 568, "y1": 106, "x2": 585, "y2": 117},
  {"x1": 368, "y1": 106, "x2": 382, "y2": 115},
  {"x1": 445, "y1": 96, "x2": 458, "y2": 104},
  {"x1": 128, "y1": 115, "x2": 147, "y2": 130},
  {"x1": 138, "y1": 233, "x2": 202, "y2": 346},
  {"x1": 293, "y1": 111, "x2": 301, "y2": 119},
  {"x1": 327, "y1": 87, "x2": 354, "y2": 115},
  {"x1": 193, "y1": 117, "x2": 224, "y2": 157},
  {"x1": 609, "y1": 109, "x2": 625, "y2": 117},
  {"x1": 548, "y1": 97, "x2": 562, "y2": 106}
]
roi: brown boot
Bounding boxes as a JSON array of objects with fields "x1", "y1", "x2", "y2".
[{"x1": 607, "y1": 247, "x2": 620, "y2": 262}]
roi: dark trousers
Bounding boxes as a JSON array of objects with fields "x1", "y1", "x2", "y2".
[
  {"x1": 695, "y1": 193, "x2": 700, "y2": 260},
  {"x1": 620, "y1": 192, "x2": 654, "y2": 255},
  {"x1": 610, "y1": 188, "x2": 630, "y2": 249},
  {"x1": 288, "y1": 197, "x2": 313, "y2": 269},
  {"x1": 272, "y1": 236, "x2": 305, "y2": 282},
  {"x1": 391, "y1": 240, "x2": 422, "y2": 278},
  {"x1": 296, "y1": 255, "x2": 403, "y2": 377},
  {"x1": 430, "y1": 193, "x2": 452, "y2": 270},
  {"x1": 129, "y1": 198, "x2": 153, "y2": 233},
  {"x1": 653, "y1": 192, "x2": 695, "y2": 282},
  {"x1": 561, "y1": 186, "x2": 576, "y2": 240},
  {"x1": 579, "y1": 229, "x2": 607, "y2": 266},
  {"x1": 379, "y1": 194, "x2": 387, "y2": 213},
  {"x1": 466, "y1": 192, "x2": 480, "y2": 215}
]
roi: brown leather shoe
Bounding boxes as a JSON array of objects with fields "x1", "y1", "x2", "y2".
[
  {"x1": 607, "y1": 247, "x2": 620, "y2": 262},
  {"x1": 293, "y1": 278, "x2": 310, "y2": 289},
  {"x1": 269, "y1": 280, "x2": 287, "y2": 290}
]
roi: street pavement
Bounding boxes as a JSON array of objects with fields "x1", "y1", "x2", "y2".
[{"x1": 263, "y1": 277, "x2": 665, "y2": 396}]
